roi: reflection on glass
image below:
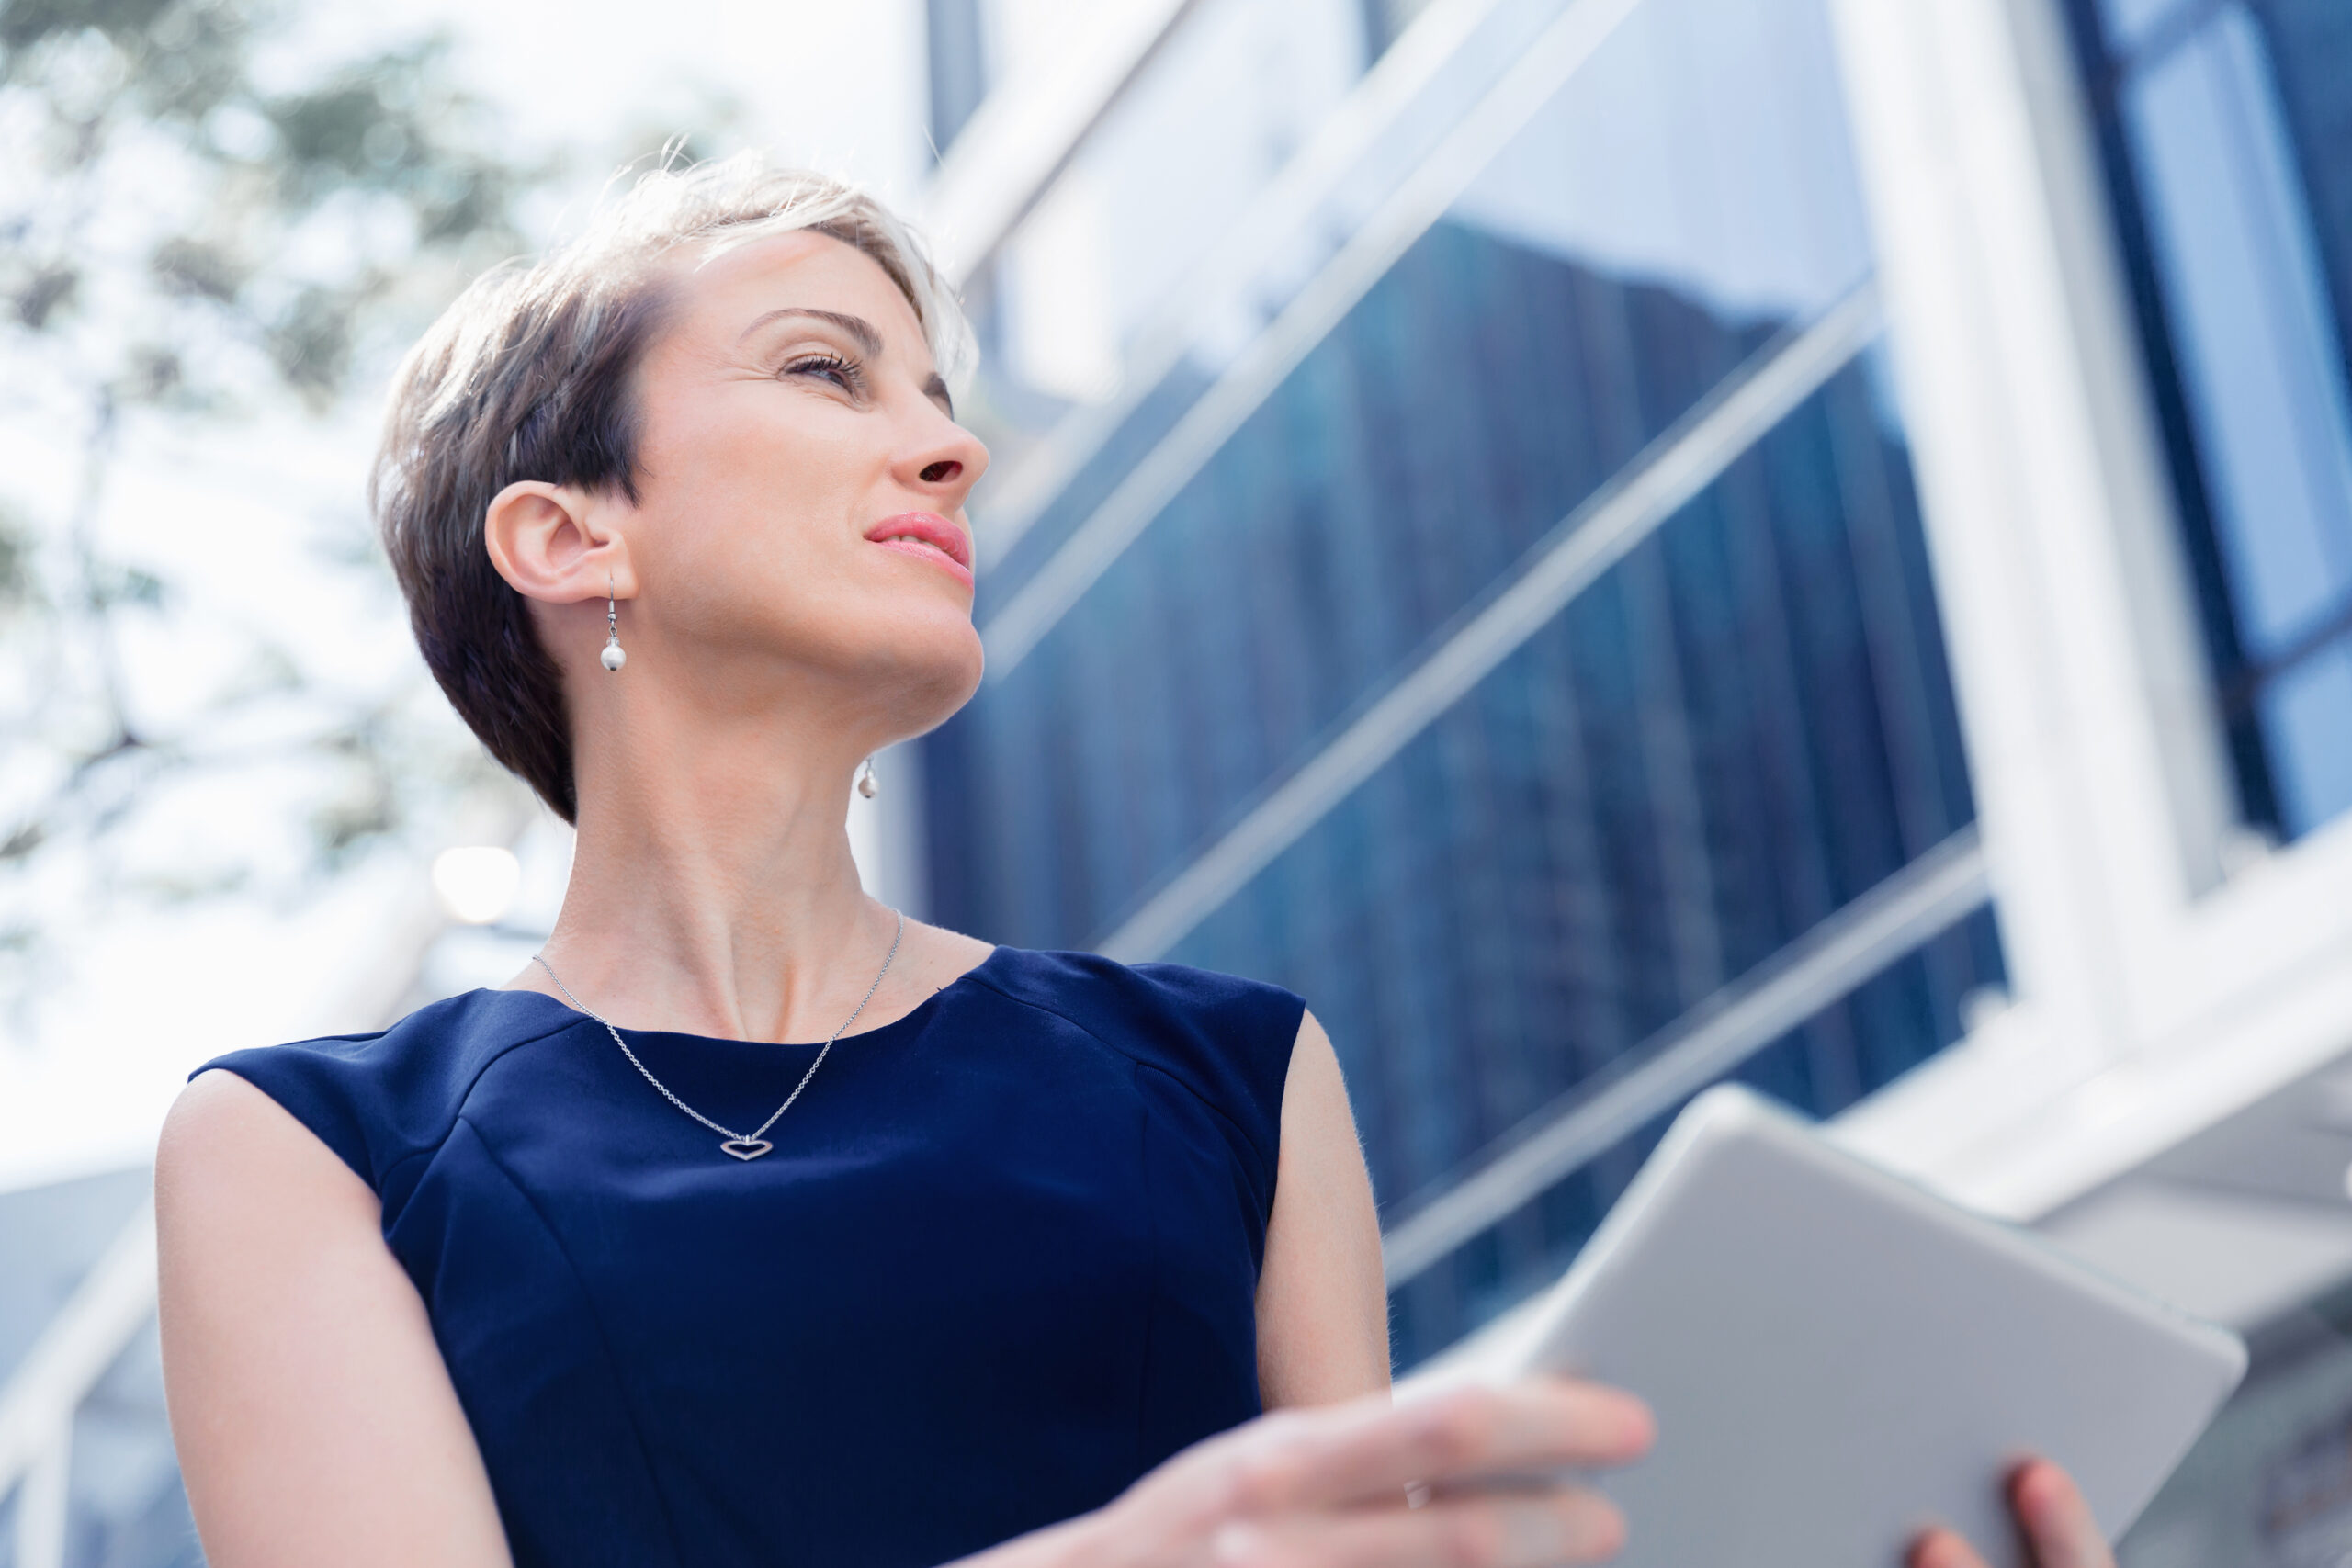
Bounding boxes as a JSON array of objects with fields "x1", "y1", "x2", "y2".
[
  {"x1": 1156, "y1": 356, "x2": 1997, "y2": 1362},
  {"x1": 1448, "y1": 0, "x2": 1871, "y2": 326},
  {"x1": 987, "y1": 0, "x2": 1367, "y2": 405},
  {"x1": 926, "y1": 0, "x2": 2000, "y2": 1361},
  {"x1": 966, "y1": 0, "x2": 1567, "y2": 570},
  {"x1": 2070, "y1": 0, "x2": 2352, "y2": 838}
]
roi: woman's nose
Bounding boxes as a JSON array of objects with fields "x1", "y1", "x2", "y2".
[{"x1": 906, "y1": 418, "x2": 989, "y2": 500}]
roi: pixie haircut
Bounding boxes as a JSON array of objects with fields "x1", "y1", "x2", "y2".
[{"x1": 373, "y1": 153, "x2": 973, "y2": 823}]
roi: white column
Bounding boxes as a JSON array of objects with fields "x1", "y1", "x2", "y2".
[
  {"x1": 12, "y1": 1427, "x2": 70, "y2": 1568},
  {"x1": 1826, "y1": 0, "x2": 2352, "y2": 1214},
  {"x1": 1828, "y1": 0, "x2": 2229, "y2": 1047}
]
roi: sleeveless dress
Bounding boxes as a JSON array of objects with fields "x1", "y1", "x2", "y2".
[{"x1": 193, "y1": 945, "x2": 1306, "y2": 1568}]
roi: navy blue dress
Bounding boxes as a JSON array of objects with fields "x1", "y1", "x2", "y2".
[{"x1": 194, "y1": 946, "x2": 1305, "y2": 1568}]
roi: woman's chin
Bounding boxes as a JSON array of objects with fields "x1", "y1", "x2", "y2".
[{"x1": 854, "y1": 617, "x2": 986, "y2": 727}]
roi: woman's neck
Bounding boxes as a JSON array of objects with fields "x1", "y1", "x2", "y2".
[{"x1": 521, "y1": 682, "x2": 916, "y2": 1043}]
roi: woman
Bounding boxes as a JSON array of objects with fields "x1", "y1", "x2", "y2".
[{"x1": 154, "y1": 156, "x2": 2112, "y2": 1568}]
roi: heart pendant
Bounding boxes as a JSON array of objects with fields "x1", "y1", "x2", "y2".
[{"x1": 720, "y1": 1138, "x2": 774, "y2": 1161}]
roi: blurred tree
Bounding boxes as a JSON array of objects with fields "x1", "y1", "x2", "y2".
[{"x1": 0, "y1": 0, "x2": 549, "y2": 1010}]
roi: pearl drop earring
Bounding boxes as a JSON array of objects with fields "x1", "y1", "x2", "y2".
[
  {"x1": 856, "y1": 756, "x2": 878, "y2": 798},
  {"x1": 601, "y1": 575, "x2": 626, "y2": 671}
]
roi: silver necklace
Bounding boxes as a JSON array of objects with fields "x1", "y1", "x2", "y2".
[{"x1": 533, "y1": 908, "x2": 905, "y2": 1163}]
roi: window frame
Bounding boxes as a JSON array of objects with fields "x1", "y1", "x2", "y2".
[{"x1": 1823, "y1": 0, "x2": 2352, "y2": 1219}]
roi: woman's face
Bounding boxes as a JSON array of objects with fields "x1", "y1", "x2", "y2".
[{"x1": 616, "y1": 229, "x2": 989, "y2": 739}]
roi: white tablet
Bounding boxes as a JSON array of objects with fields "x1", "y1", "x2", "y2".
[{"x1": 1485, "y1": 1085, "x2": 2246, "y2": 1567}]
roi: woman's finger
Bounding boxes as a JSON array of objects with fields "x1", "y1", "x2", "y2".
[
  {"x1": 1906, "y1": 1461, "x2": 2112, "y2": 1568},
  {"x1": 1207, "y1": 1485, "x2": 1628, "y2": 1568},
  {"x1": 1106, "y1": 1377, "x2": 1651, "y2": 1555},
  {"x1": 1218, "y1": 1379, "x2": 1656, "y2": 1515},
  {"x1": 2008, "y1": 1461, "x2": 2112, "y2": 1568},
  {"x1": 1907, "y1": 1527, "x2": 1987, "y2": 1568}
]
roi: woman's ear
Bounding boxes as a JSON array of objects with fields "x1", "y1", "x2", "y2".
[{"x1": 483, "y1": 480, "x2": 633, "y2": 604}]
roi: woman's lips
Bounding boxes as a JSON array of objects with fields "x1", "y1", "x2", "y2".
[{"x1": 865, "y1": 513, "x2": 974, "y2": 590}]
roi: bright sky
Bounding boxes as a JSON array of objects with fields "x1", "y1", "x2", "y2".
[
  {"x1": 0, "y1": 0, "x2": 936, "y2": 1194},
  {"x1": 288, "y1": 0, "x2": 934, "y2": 207}
]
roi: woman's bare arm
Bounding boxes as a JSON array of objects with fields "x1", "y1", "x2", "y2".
[
  {"x1": 156, "y1": 1070, "x2": 513, "y2": 1568},
  {"x1": 1255, "y1": 1010, "x2": 1391, "y2": 1408}
]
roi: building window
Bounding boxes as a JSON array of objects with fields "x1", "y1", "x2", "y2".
[{"x1": 2065, "y1": 0, "x2": 2352, "y2": 841}]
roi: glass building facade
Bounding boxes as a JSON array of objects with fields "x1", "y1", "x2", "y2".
[
  {"x1": 2064, "y1": 0, "x2": 2352, "y2": 840},
  {"x1": 922, "y1": 0, "x2": 2006, "y2": 1366}
]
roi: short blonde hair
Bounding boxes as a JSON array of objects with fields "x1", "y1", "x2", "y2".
[{"x1": 373, "y1": 154, "x2": 971, "y2": 822}]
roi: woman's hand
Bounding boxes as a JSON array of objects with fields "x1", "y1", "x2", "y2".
[
  {"x1": 1911, "y1": 1460, "x2": 2113, "y2": 1568},
  {"x1": 954, "y1": 1376, "x2": 1653, "y2": 1568}
]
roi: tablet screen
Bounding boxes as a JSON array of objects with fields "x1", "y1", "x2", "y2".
[{"x1": 1487, "y1": 1087, "x2": 2245, "y2": 1567}]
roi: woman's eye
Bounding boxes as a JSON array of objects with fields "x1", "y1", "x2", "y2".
[{"x1": 784, "y1": 354, "x2": 862, "y2": 392}]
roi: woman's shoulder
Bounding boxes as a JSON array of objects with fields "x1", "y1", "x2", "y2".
[
  {"x1": 966, "y1": 946, "x2": 1306, "y2": 1044},
  {"x1": 965, "y1": 947, "x2": 1308, "y2": 1162},
  {"x1": 186, "y1": 987, "x2": 582, "y2": 1194}
]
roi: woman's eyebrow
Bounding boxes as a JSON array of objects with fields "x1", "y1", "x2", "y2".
[
  {"x1": 736, "y1": 307, "x2": 882, "y2": 357},
  {"x1": 738, "y1": 303, "x2": 951, "y2": 415}
]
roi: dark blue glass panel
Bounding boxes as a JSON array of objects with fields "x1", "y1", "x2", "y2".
[
  {"x1": 939, "y1": 221, "x2": 1797, "y2": 947},
  {"x1": 925, "y1": 217, "x2": 1999, "y2": 1365},
  {"x1": 933, "y1": 224, "x2": 1970, "y2": 949},
  {"x1": 2067, "y1": 0, "x2": 2352, "y2": 837},
  {"x1": 1146, "y1": 361, "x2": 1999, "y2": 1359}
]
